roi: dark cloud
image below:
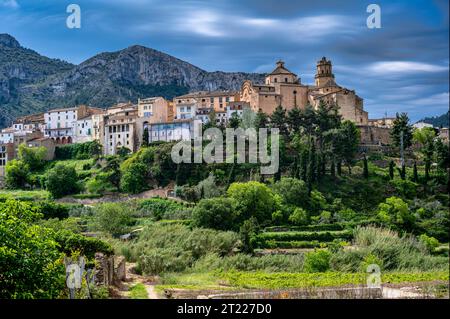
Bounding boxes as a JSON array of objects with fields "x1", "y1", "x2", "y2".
[{"x1": 0, "y1": 0, "x2": 447, "y2": 121}]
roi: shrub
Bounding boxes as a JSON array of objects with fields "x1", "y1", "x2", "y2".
[
  {"x1": 120, "y1": 162, "x2": 148, "y2": 194},
  {"x1": 288, "y1": 208, "x2": 309, "y2": 226},
  {"x1": 138, "y1": 198, "x2": 186, "y2": 220},
  {"x1": 303, "y1": 249, "x2": 331, "y2": 273},
  {"x1": 5, "y1": 160, "x2": 29, "y2": 189},
  {"x1": 0, "y1": 200, "x2": 65, "y2": 298},
  {"x1": 192, "y1": 197, "x2": 237, "y2": 230},
  {"x1": 18, "y1": 143, "x2": 47, "y2": 171},
  {"x1": 54, "y1": 230, "x2": 113, "y2": 259},
  {"x1": 271, "y1": 178, "x2": 309, "y2": 208},
  {"x1": 418, "y1": 234, "x2": 439, "y2": 253},
  {"x1": 94, "y1": 203, "x2": 135, "y2": 236},
  {"x1": 330, "y1": 226, "x2": 448, "y2": 272},
  {"x1": 46, "y1": 164, "x2": 79, "y2": 198},
  {"x1": 227, "y1": 181, "x2": 279, "y2": 224},
  {"x1": 377, "y1": 196, "x2": 415, "y2": 230},
  {"x1": 35, "y1": 200, "x2": 69, "y2": 219}
]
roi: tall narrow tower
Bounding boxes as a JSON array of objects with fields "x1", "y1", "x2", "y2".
[{"x1": 315, "y1": 57, "x2": 335, "y2": 87}]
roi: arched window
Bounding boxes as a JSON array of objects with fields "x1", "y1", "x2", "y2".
[{"x1": 285, "y1": 78, "x2": 288, "y2": 83}]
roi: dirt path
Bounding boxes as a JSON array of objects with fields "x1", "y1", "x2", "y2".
[{"x1": 122, "y1": 262, "x2": 160, "y2": 299}]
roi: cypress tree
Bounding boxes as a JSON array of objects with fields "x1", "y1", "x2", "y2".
[
  {"x1": 412, "y1": 161, "x2": 418, "y2": 182},
  {"x1": 363, "y1": 154, "x2": 369, "y2": 179},
  {"x1": 389, "y1": 161, "x2": 395, "y2": 180},
  {"x1": 331, "y1": 160, "x2": 336, "y2": 178},
  {"x1": 306, "y1": 138, "x2": 316, "y2": 194},
  {"x1": 337, "y1": 161, "x2": 342, "y2": 176},
  {"x1": 142, "y1": 127, "x2": 149, "y2": 147},
  {"x1": 401, "y1": 163, "x2": 406, "y2": 180}
]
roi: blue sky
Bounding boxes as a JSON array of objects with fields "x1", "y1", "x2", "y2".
[{"x1": 1, "y1": 0, "x2": 448, "y2": 121}]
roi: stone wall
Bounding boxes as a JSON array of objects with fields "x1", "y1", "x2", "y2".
[
  {"x1": 358, "y1": 125, "x2": 392, "y2": 145},
  {"x1": 94, "y1": 253, "x2": 126, "y2": 286}
]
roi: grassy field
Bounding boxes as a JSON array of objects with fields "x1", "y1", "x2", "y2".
[
  {"x1": 128, "y1": 283, "x2": 148, "y2": 299},
  {"x1": 0, "y1": 189, "x2": 51, "y2": 201},
  {"x1": 157, "y1": 270, "x2": 450, "y2": 292}
]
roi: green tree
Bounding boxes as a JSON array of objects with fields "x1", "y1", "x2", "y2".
[
  {"x1": 306, "y1": 138, "x2": 316, "y2": 193},
  {"x1": 288, "y1": 207, "x2": 309, "y2": 225},
  {"x1": 120, "y1": 162, "x2": 148, "y2": 194},
  {"x1": 95, "y1": 203, "x2": 134, "y2": 236},
  {"x1": 0, "y1": 200, "x2": 65, "y2": 298},
  {"x1": 88, "y1": 140, "x2": 102, "y2": 158},
  {"x1": 117, "y1": 147, "x2": 131, "y2": 158},
  {"x1": 363, "y1": 154, "x2": 369, "y2": 179},
  {"x1": 142, "y1": 127, "x2": 150, "y2": 147},
  {"x1": 227, "y1": 181, "x2": 279, "y2": 224},
  {"x1": 412, "y1": 161, "x2": 418, "y2": 182},
  {"x1": 254, "y1": 108, "x2": 268, "y2": 129},
  {"x1": 287, "y1": 105, "x2": 302, "y2": 133},
  {"x1": 228, "y1": 112, "x2": 241, "y2": 129},
  {"x1": 46, "y1": 164, "x2": 79, "y2": 198},
  {"x1": 18, "y1": 143, "x2": 47, "y2": 171},
  {"x1": 377, "y1": 196, "x2": 416, "y2": 230},
  {"x1": 192, "y1": 197, "x2": 237, "y2": 231},
  {"x1": 391, "y1": 112, "x2": 413, "y2": 149},
  {"x1": 270, "y1": 105, "x2": 288, "y2": 136},
  {"x1": 271, "y1": 177, "x2": 309, "y2": 208},
  {"x1": 389, "y1": 161, "x2": 395, "y2": 180},
  {"x1": 105, "y1": 157, "x2": 121, "y2": 190},
  {"x1": 5, "y1": 160, "x2": 29, "y2": 189},
  {"x1": 340, "y1": 121, "x2": 360, "y2": 174}
]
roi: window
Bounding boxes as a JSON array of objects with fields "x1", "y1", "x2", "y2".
[
  {"x1": 274, "y1": 78, "x2": 277, "y2": 83},
  {"x1": 285, "y1": 78, "x2": 288, "y2": 83}
]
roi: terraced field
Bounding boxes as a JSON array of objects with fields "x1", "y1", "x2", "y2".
[{"x1": 254, "y1": 223, "x2": 354, "y2": 250}]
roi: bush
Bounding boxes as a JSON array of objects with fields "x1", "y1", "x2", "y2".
[
  {"x1": 138, "y1": 198, "x2": 186, "y2": 220},
  {"x1": 377, "y1": 196, "x2": 415, "y2": 230},
  {"x1": 330, "y1": 226, "x2": 448, "y2": 272},
  {"x1": 35, "y1": 200, "x2": 69, "y2": 219},
  {"x1": 288, "y1": 208, "x2": 309, "y2": 226},
  {"x1": 128, "y1": 223, "x2": 240, "y2": 274},
  {"x1": 54, "y1": 230, "x2": 113, "y2": 259},
  {"x1": 120, "y1": 162, "x2": 148, "y2": 194},
  {"x1": 46, "y1": 164, "x2": 79, "y2": 198},
  {"x1": 0, "y1": 200, "x2": 65, "y2": 298},
  {"x1": 303, "y1": 249, "x2": 331, "y2": 273},
  {"x1": 192, "y1": 197, "x2": 237, "y2": 230},
  {"x1": 418, "y1": 234, "x2": 439, "y2": 253},
  {"x1": 227, "y1": 181, "x2": 279, "y2": 224},
  {"x1": 5, "y1": 160, "x2": 29, "y2": 189},
  {"x1": 94, "y1": 203, "x2": 135, "y2": 236},
  {"x1": 271, "y1": 178, "x2": 309, "y2": 208}
]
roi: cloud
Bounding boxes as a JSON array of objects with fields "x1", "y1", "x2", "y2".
[
  {"x1": 1, "y1": 0, "x2": 19, "y2": 8},
  {"x1": 367, "y1": 61, "x2": 448, "y2": 74}
]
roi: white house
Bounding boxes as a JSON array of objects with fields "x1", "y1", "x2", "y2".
[
  {"x1": 74, "y1": 116, "x2": 94, "y2": 143},
  {"x1": 44, "y1": 107, "x2": 78, "y2": 144},
  {"x1": 413, "y1": 121, "x2": 434, "y2": 130},
  {"x1": 147, "y1": 119, "x2": 201, "y2": 143}
]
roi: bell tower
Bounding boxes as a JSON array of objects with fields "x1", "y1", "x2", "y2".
[{"x1": 315, "y1": 57, "x2": 335, "y2": 87}]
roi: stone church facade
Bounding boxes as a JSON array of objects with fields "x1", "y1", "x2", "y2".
[{"x1": 240, "y1": 57, "x2": 369, "y2": 125}]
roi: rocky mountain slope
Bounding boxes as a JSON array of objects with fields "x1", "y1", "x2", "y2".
[{"x1": 0, "y1": 34, "x2": 264, "y2": 128}]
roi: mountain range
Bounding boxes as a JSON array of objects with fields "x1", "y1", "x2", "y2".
[
  {"x1": 0, "y1": 34, "x2": 264, "y2": 128},
  {"x1": 419, "y1": 111, "x2": 449, "y2": 128}
]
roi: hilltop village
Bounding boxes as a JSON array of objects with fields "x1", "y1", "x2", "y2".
[{"x1": 0, "y1": 57, "x2": 433, "y2": 177}]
